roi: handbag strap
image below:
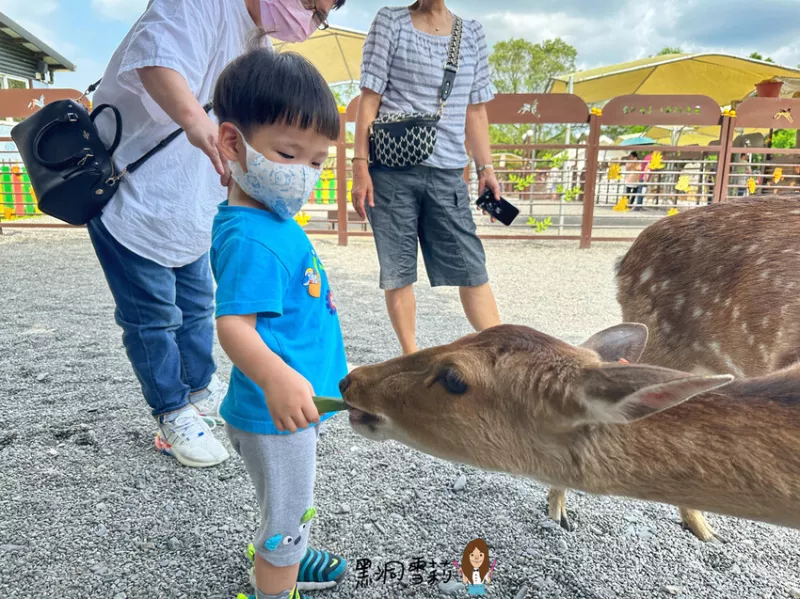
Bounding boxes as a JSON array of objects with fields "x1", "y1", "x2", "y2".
[
  {"x1": 437, "y1": 15, "x2": 463, "y2": 114},
  {"x1": 109, "y1": 101, "x2": 213, "y2": 184}
]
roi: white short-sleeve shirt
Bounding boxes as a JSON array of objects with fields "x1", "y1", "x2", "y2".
[{"x1": 93, "y1": 0, "x2": 266, "y2": 268}]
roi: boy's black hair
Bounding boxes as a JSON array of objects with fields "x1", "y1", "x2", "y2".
[
  {"x1": 334, "y1": 0, "x2": 346, "y2": 7},
  {"x1": 214, "y1": 48, "x2": 340, "y2": 141}
]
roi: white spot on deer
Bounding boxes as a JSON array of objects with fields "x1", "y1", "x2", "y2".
[
  {"x1": 756, "y1": 256, "x2": 766, "y2": 266},
  {"x1": 759, "y1": 344, "x2": 770, "y2": 362},
  {"x1": 762, "y1": 316, "x2": 770, "y2": 328},
  {"x1": 692, "y1": 341, "x2": 703, "y2": 352},
  {"x1": 791, "y1": 209, "x2": 800, "y2": 215},
  {"x1": 731, "y1": 245, "x2": 742, "y2": 253},
  {"x1": 732, "y1": 306, "x2": 740, "y2": 320},
  {"x1": 716, "y1": 265, "x2": 724, "y2": 275},
  {"x1": 709, "y1": 341, "x2": 722, "y2": 355},
  {"x1": 675, "y1": 294, "x2": 685, "y2": 311},
  {"x1": 693, "y1": 307, "x2": 704, "y2": 318},
  {"x1": 660, "y1": 280, "x2": 670, "y2": 291},
  {"x1": 640, "y1": 267, "x2": 653, "y2": 284},
  {"x1": 724, "y1": 356, "x2": 744, "y2": 377},
  {"x1": 698, "y1": 283, "x2": 709, "y2": 295},
  {"x1": 713, "y1": 295, "x2": 721, "y2": 304},
  {"x1": 748, "y1": 243, "x2": 758, "y2": 253},
  {"x1": 787, "y1": 282, "x2": 796, "y2": 290},
  {"x1": 760, "y1": 271, "x2": 769, "y2": 280},
  {"x1": 661, "y1": 321, "x2": 672, "y2": 334}
]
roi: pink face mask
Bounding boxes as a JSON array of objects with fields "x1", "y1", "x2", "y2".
[{"x1": 260, "y1": 0, "x2": 318, "y2": 43}]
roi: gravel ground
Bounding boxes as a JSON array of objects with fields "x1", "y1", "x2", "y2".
[{"x1": 1, "y1": 229, "x2": 799, "y2": 599}]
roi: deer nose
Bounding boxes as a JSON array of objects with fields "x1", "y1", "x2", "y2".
[{"x1": 339, "y1": 375, "x2": 351, "y2": 396}]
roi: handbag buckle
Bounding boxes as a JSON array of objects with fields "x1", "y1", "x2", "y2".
[
  {"x1": 106, "y1": 167, "x2": 128, "y2": 187},
  {"x1": 66, "y1": 113, "x2": 79, "y2": 123},
  {"x1": 77, "y1": 151, "x2": 94, "y2": 167}
]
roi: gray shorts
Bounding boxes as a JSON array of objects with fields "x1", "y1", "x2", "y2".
[
  {"x1": 226, "y1": 425, "x2": 318, "y2": 568},
  {"x1": 366, "y1": 165, "x2": 489, "y2": 290}
]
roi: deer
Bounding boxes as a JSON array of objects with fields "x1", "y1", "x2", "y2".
[
  {"x1": 549, "y1": 194, "x2": 800, "y2": 543},
  {"x1": 340, "y1": 322, "x2": 800, "y2": 536},
  {"x1": 341, "y1": 194, "x2": 800, "y2": 540}
]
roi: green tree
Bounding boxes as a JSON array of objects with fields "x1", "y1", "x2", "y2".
[
  {"x1": 749, "y1": 52, "x2": 774, "y2": 63},
  {"x1": 656, "y1": 46, "x2": 683, "y2": 55},
  {"x1": 487, "y1": 38, "x2": 577, "y2": 150},
  {"x1": 489, "y1": 38, "x2": 577, "y2": 94}
]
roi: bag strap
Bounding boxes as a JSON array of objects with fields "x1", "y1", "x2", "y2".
[
  {"x1": 437, "y1": 15, "x2": 463, "y2": 112},
  {"x1": 106, "y1": 101, "x2": 213, "y2": 185}
]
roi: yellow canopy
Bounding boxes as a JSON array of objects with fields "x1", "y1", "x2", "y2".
[
  {"x1": 548, "y1": 53, "x2": 800, "y2": 106},
  {"x1": 271, "y1": 26, "x2": 366, "y2": 84}
]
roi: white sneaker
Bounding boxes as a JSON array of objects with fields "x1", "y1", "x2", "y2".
[
  {"x1": 189, "y1": 374, "x2": 227, "y2": 426},
  {"x1": 155, "y1": 407, "x2": 230, "y2": 468}
]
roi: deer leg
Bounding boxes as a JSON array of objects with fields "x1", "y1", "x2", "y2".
[
  {"x1": 679, "y1": 507, "x2": 727, "y2": 543},
  {"x1": 547, "y1": 487, "x2": 574, "y2": 531}
]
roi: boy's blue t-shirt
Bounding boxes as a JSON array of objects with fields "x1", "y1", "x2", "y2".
[{"x1": 210, "y1": 202, "x2": 348, "y2": 435}]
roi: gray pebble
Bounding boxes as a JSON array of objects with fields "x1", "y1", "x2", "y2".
[
  {"x1": 539, "y1": 520, "x2": 557, "y2": 530},
  {"x1": 557, "y1": 539, "x2": 568, "y2": 552},
  {"x1": 663, "y1": 585, "x2": 683, "y2": 596},
  {"x1": 452, "y1": 474, "x2": 467, "y2": 492},
  {"x1": 514, "y1": 585, "x2": 529, "y2": 599},
  {"x1": 336, "y1": 503, "x2": 351, "y2": 514},
  {"x1": 789, "y1": 587, "x2": 800, "y2": 599},
  {"x1": 167, "y1": 538, "x2": 181, "y2": 551},
  {"x1": 36, "y1": 372, "x2": 50, "y2": 382},
  {"x1": 94, "y1": 524, "x2": 108, "y2": 538},
  {"x1": 439, "y1": 580, "x2": 462, "y2": 595}
]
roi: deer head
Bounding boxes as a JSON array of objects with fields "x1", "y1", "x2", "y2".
[{"x1": 341, "y1": 324, "x2": 733, "y2": 478}]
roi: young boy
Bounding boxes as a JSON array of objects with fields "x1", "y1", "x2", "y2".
[{"x1": 210, "y1": 47, "x2": 347, "y2": 599}]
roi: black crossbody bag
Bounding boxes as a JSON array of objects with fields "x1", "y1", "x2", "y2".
[
  {"x1": 368, "y1": 16, "x2": 463, "y2": 169},
  {"x1": 10, "y1": 79, "x2": 212, "y2": 226}
]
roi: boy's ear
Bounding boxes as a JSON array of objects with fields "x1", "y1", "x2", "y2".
[{"x1": 218, "y1": 123, "x2": 242, "y2": 164}]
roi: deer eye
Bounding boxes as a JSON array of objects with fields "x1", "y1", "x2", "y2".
[{"x1": 438, "y1": 368, "x2": 468, "y2": 395}]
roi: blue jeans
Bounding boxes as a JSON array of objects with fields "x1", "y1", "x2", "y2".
[{"x1": 87, "y1": 217, "x2": 216, "y2": 417}]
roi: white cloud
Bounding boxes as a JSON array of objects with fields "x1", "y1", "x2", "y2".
[
  {"x1": 90, "y1": 0, "x2": 148, "y2": 21},
  {"x1": 0, "y1": 0, "x2": 57, "y2": 18}
]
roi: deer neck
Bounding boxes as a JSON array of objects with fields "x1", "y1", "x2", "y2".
[{"x1": 559, "y1": 392, "x2": 800, "y2": 529}]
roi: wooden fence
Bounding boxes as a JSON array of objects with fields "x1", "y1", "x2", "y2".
[{"x1": 2, "y1": 89, "x2": 799, "y2": 247}]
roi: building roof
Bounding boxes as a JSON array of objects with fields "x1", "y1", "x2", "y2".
[{"x1": 0, "y1": 11, "x2": 76, "y2": 72}]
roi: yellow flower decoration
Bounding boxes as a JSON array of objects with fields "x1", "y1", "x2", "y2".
[
  {"x1": 294, "y1": 211, "x2": 311, "y2": 226},
  {"x1": 608, "y1": 163, "x2": 622, "y2": 181},
  {"x1": 722, "y1": 109, "x2": 737, "y2": 118},
  {"x1": 675, "y1": 175, "x2": 690, "y2": 192},
  {"x1": 337, "y1": 105, "x2": 347, "y2": 114},
  {"x1": 773, "y1": 167, "x2": 784, "y2": 183},
  {"x1": 613, "y1": 197, "x2": 631, "y2": 212},
  {"x1": 648, "y1": 151, "x2": 665, "y2": 170},
  {"x1": 667, "y1": 207, "x2": 679, "y2": 216},
  {"x1": 590, "y1": 107, "x2": 603, "y2": 116},
  {"x1": 747, "y1": 177, "x2": 757, "y2": 194}
]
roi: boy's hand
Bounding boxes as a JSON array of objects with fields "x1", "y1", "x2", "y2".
[{"x1": 263, "y1": 364, "x2": 320, "y2": 433}]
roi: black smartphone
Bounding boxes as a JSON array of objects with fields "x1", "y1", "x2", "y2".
[{"x1": 476, "y1": 188, "x2": 519, "y2": 226}]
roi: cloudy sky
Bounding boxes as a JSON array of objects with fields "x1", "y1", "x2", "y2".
[{"x1": 2, "y1": 0, "x2": 800, "y2": 92}]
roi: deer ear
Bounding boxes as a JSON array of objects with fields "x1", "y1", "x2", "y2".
[
  {"x1": 579, "y1": 323, "x2": 649, "y2": 364},
  {"x1": 580, "y1": 364, "x2": 734, "y2": 424}
]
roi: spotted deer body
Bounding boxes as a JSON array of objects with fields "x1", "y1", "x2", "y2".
[
  {"x1": 616, "y1": 195, "x2": 800, "y2": 379},
  {"x1": 603, "y1": 195, "x2": 800, "y2": 540},
  {"x1": 341, "y1": 324, "x2": 800, "y2": 533}
]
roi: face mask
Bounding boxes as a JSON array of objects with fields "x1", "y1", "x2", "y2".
[
  {"x1": 229, "y1": 132, "x2": 321, "y2": 220},
  {"x1": 260, "y1": 0, "x2": 317, "y2": 43}
]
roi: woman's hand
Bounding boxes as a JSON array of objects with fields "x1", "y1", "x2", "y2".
[
  {"x1": 352, "y1": 162, "x2": 375, "y2": 219},
  {"x1": 479, "y1": 168, "x2": 501, "y2": 200},
  {"x1": 462, "y1": 575, "x2": 469, "y2": 585},
  {"x1": 263, "y1": 363, "x2": 320, "y2": 433},
  {"x1": 183, "y1": 113, "x2": 228, "y2": 182}
]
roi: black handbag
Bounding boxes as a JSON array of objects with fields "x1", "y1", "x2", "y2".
[
  {"x1": 368, "y1": 16, "x2": 463, "y2": 169},
  {"x1": 11, "y1": 79, "x2": 211, "y2": 226}
]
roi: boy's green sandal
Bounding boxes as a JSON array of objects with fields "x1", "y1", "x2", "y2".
[
  {"x1": 247, "y1": 543, "x2": 347, "y2": 591},
  {"x1": 236, "y1": 587, "x2": 303, "y2": 599}
]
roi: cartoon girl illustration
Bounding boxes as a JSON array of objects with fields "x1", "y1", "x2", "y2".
[{"x1": 459, "y1": 538, "x2": 494, "y2": 595}]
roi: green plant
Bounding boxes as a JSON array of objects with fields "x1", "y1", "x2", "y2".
[
  {"x1": 555, "y1": 184, "x2": 582, "y2": 202},
  {"x1": 527, "y1": 216, "x2": 553, "y2": 232},
  {"x1": 508, "y1": 173, "x2": 535, "y2": 192}
]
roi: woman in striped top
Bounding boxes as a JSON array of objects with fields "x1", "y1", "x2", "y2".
[{"x1": 352, "y1": 1, "x2": 502, "y2": 355}]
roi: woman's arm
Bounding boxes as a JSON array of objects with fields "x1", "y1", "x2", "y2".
[
  {"x1": 465, "y1": 103, "x2": 501, "y2": 199},
  {"x1": 137, "y1": 66, "x2": 226, "y2": 179},
  {"x1": 351, "y1": 89, "x2": 382, "y2": 219},
  {"x1": 217, "y1": 314, "x2": 319, "y2": 432}
]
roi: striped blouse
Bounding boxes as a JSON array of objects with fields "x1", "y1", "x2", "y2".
[{"x1": 360, "y1": 6, "x2": 495, "y2": 170}]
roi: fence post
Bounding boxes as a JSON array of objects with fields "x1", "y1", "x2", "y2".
[
  {"x1": 713, "y1": 112, "x2": 734, "y2": 204},
  {"x1": 579, "y1": 111, "x2": 601, "y2": 249},
  {"x1": 336, "y1": 113, "x2": 348, "y2": 246}
]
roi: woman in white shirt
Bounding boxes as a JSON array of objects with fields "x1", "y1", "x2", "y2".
[{"x1": 88, "y1": 0, "x2": 345, "y2": 469}]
